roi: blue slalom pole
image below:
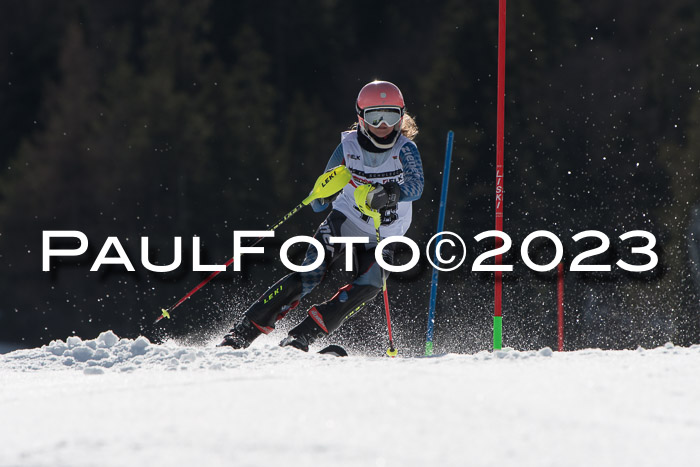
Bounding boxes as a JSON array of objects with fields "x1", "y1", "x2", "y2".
[{"x1": 425, "y1": 130, "x2": 454, "y2": 356}]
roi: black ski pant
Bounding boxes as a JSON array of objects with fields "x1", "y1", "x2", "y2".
[{"x1": 243, "y1": 210, "x2": 393, "y2": 336}]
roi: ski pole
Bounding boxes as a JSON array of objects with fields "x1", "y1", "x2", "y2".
[
  {"x1": 355, "y1": 184, "x2": 397, "y2": 357},
  {"x1": 154, "y1": 165, "x2": 352, "y2": 324},
  {"x1": 376, "y1": 226, "x2": 397, "y2": 357}
]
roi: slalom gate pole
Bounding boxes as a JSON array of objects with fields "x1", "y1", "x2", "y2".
[
  {"x1": 493, "y1": 0, "x2": 507, "y2": 351},
  {"x1": 557, "y1": 262, "x2": 564, "y2": 351},
  {"x1": 425, "y1": 130, "x2": 454, "y2": 356},
  {"x1": 154, "y1": 165, "x2": 352, "y2": 324}
]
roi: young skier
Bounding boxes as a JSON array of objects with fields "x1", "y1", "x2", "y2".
[{"x1": 220, "y1": 80, "x2": 424, "y2": 351}]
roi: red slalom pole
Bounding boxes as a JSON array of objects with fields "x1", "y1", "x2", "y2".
[
  {"x1": 557, "y1": 262, "x2": 565, "y2": 351},
  {"x1": 493, "y1": 0, "x2": 507, "y2": 350}
]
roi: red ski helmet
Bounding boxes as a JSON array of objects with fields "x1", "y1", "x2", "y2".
[{"x1": 356, "y1": 80, "x2": 405, "y2": 149}]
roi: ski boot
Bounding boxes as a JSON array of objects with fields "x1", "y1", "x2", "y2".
[
  {"x1": 279, "y1": 311, "x2": 329, "y2": 352},
  {"x1": 280, "y1": 284, "x2": 380, "y2": 351},
  {"x1": 218, "y1": 317, "x2": 261, "y2": 349},
  {"x1": 219, "y1": 274, "x2": 304, "y2": 348}
]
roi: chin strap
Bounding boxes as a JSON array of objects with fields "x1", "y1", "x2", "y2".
[{"x1": 359, "y1": 123, "x2": 401, "y2": 150}]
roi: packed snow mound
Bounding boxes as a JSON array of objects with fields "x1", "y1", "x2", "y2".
[
  {"x1": 2, "y1": 330, "x2": 700, "y2": 375},
  {"x1": 0, "y1": 330, "x2": 349, "y2": 374}
]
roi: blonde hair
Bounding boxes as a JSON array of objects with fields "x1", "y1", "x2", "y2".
[
  {"x1": 350, "y1": 111, "x2": 419, "y2": 141},
  {"x1": 400, "y1": 112, "x2": 419, "y2": 140}
]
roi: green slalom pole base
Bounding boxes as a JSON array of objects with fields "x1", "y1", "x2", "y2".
[
  {"x1": 425, "y1": 341, "x2": 434, "y2": 356},
  {"x1": 493, "y1": 316, "x2": 503, "y2": 350}
]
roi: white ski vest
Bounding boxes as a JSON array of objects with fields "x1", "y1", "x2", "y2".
[{"x1": 332, "y1": 131, "x2": 413, "y2": 237}]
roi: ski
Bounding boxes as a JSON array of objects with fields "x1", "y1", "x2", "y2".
[
  {"x1": 318, "y1": 344, "x2": 348, "y2": 357},
  {"x1": 278, "y1": 335, "x2": 348, "y2": 357}
]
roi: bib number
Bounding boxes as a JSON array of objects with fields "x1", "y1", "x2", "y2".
[{"x1": 380, "y1": 206, "x2": 398, "y2": 226}]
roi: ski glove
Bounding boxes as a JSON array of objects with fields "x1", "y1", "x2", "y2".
[
  {"x1": 319, "y1": 191, "x2": 341, "y2": 205},
  {"x1": 366, "y1": 181, "x2": 400, "y2": 211}
]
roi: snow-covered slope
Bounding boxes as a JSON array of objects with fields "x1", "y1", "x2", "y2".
[{"x1": 1, "y1": 331, "x2": 699, "y2": 467}]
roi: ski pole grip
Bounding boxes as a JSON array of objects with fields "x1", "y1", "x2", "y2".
[{"x1": 303, "y1": 165, "x2": 352, "y2": 205}]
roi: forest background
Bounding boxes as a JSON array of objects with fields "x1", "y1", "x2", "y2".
[{"x1": 1, "y1": 0, "x2": 698, "y2": 354}]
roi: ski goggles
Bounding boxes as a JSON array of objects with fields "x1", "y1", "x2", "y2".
[{"x1": 361, "y1": 107, "x2": 403, "y2": 128}]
